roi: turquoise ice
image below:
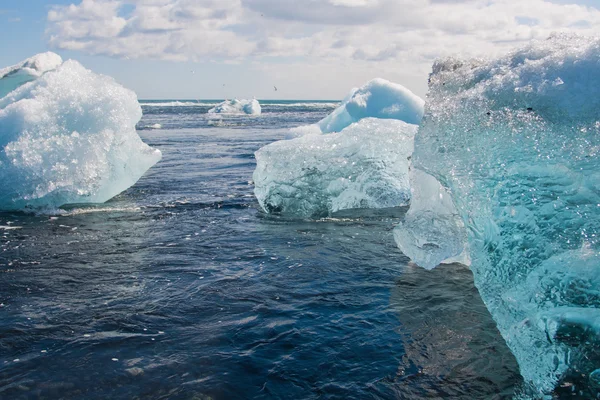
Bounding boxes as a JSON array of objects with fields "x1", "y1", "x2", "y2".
[
  {"x1": 406, "y1": 34, "x2": 600, "y2": 396},
  {"x1": 317, "y1": 78, "x2": 424, "y2": 134}
]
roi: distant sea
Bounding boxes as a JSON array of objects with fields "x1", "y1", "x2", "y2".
[{"x1": 0, "y1": 100, "x2": 521, "y2": 399}]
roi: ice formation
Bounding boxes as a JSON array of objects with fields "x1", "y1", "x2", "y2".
[
  {"x1": 254, "y1": 78, "x2": 424, "y2": 218},
  {"x1": 254, "y1": 118, "x2": 416, "y2": 218},
  {"x1": 0, "y1": 52, "x2": 63, "y2": 98},
  {"x1": 0, "y1": 53, "x2": 162, "y2": 210},
  {"x1": 394, "y1": 169, "x2": 469, "y2": 269},
  {"x1": 208, "y1": 98, "x2": 261, "y2": 115},
  {"x1": 404, "y1": 34, "x2": 600, "y2": 396},
  {"x1": 317, "y1": 78, "x2": 424, "y2": 133}
]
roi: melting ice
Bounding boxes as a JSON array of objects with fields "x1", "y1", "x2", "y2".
[
  {"x1": 0, "y1": 53, "x2": 161, "y2": 211},
  {"x1": 317, "y1": 78, "x2": 424, "y2": 133},
  {"x1": 253, "y1": 79, "x2": 423, "y2": 217},
  {"x1": 400, "y1": 34, "x2": 600, "y2": 397},
  {"x1": 254, "y1": 118, "x2": 416, "y2": 218}
]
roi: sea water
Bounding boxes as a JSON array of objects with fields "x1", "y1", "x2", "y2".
[{"x1": 0, "y1": 101, "x2": 521, "y2": 399}]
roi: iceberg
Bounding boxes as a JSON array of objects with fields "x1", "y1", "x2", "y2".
[
  {"x1": 254, "y1": 118, "x2": 416, "y2": 218},
  {"x1": 404, "y1": 34, "x2": 600, "y2": 397},
  {"x1": 208, "y1": 98, "x2": 261, "y2": 115},
  {"x1": 317, "y1": 78, "x2": 424, "y2": 133},
  {"x1": 254, "y1": 78, "x2": 424, "y2": 218},
  {"x1": 0, "y1": 53, "x2": 161, "y2": 211}
]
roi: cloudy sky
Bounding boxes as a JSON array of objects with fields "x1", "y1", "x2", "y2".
[{"x1": 1, "y1": 0, "x2": 599, "y2": 99}]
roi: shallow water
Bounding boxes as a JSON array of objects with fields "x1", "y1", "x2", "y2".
[{"x1": 0, "y1": 102, "x2": 521, "y2": 399}]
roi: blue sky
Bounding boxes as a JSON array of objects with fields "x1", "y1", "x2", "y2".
[{"x1": 1, "y1": 0, "x2": 599, "y2": 100}]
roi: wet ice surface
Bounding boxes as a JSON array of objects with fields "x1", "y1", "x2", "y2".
[{"x1": 0, "y1": 108, "x2": 520, "y2": 399}]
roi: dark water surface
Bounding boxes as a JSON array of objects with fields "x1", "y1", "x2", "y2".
[{"x1": 0, "y1": 102, "x2": 521, "y2": 399}]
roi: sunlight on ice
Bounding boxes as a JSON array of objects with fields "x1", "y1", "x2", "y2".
[
  {"x1": 254, "y1": 118, "x2": 416, "y2": 218},
  {"x1": 401, "y1": 33, "x2": 600, "y2": 397},
  {"x1": 208, "y1": 98, "x2": 261, "y2": 115},
  {"x1": 254, "y1": 78, "x2": 424, "y2": 217},
  {"x1": 0, "y1": 53, "x2": 162, "y2": 211},
  {"x1": 290, "y1": 78, "x2": 424, "y2": 136}
]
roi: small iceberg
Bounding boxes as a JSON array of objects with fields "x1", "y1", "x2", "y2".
[
  {"x1": 0, "y1": 52, "x2": 161, "y2": 211},
  {"x1": 253, "y1": 78, "x2": 423, "y2": 218},
  {"x1": 208, "y1": 98, "x2": 261, "y2": 115},
  {"x1": 139, "y1": 123, "x2": 162, "y2": 130},
  {"x1": 289, "y1": 78, "x2": 424, "y2": 137},
  {"x1": 254, "y1": 119, "x2": 417, "y2": 218}
]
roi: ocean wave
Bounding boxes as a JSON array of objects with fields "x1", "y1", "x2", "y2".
[
  {"x1": 139, "y1": 101, "x2": 340, "y2": 109},
  {"x1": 139, "y1": 101, "x2": 213, "y2": 107}
]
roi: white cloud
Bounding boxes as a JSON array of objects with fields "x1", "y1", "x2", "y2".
[{"x1": 46, "y1": 0, "x2": 600, "y2": 70}]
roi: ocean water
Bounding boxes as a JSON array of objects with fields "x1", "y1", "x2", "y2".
[{"x1": 0, "y1": 101, "x2": 521, "y2": 399}]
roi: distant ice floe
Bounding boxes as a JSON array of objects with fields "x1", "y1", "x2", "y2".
[
  {"x1": 139, "y1": 123, "x2": 162, "y2": 130},
  {"x1": 208, "y1": 98, "x2": 261, "y2": 115},
  {"x1": 254, "y1": 78, "x2": 424, "y2": 217},
  {"x1": 0, "y1": 52, "x2": 161, "y2": 211},
  {"x1": 402, "y1": 34, "x2": 600, "y2": 397}
]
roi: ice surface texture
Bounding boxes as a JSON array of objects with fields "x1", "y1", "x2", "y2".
[
  {"x1": 254, "y1": 118, "x2": 416, "y2": 218},
  {"x1": 0, "y1": 52, "x2": 63, "y2": 99},
  {"x1": 317, "y1": 78, "x2": 424, "y2": 133},
  {"x1": 408, "y1": 34, "x2": 600, "y2": 396},
  {"x1": 394, "y1": 169, "x2": 469, "y2": 270},
  {"x1": 208, "y1": 98, "x2": 261, "y2": 115},
  {"x1": 0, "y1": 54, "x2": 161, "y2": 211},
  {"x1": 254, "y1": 78, "x2": 423, "y2": 218}
]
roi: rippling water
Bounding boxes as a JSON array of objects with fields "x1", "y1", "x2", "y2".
[{"x1": 0, "y1": 101, "x2": 521, "y2": 399}]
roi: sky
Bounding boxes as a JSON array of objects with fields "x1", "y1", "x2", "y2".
[{"x1": 0, "y1": 0, "x2": 599, "y2": 100}]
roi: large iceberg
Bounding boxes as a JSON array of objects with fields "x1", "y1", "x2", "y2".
[
  {"x1": 0, "y1": 53, "x2": 161, "y2": 211},
  {"x1": 317, "y1": 78, "x2": 424, "y2": 133},
  {"x1": 254, "y1": 118, "x2": 416, "y2": 218},
  {"x1": 208, "y1": 98, "x2": 261, "y2": 115},
  {"x1": 403, "y1": 34, "x2": 600, "y2": 397}
]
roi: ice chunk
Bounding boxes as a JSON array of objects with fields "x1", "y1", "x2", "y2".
[
  {"x1": 0, "y1": 52, "x2": 63, "y2": 99},
  {"x1": 0, "y1": 56, "x2": 161, "y2": 211},
  {"x1": 208, "y1": 98, "x2": 261, "y2": 115},
  {"x1": 254, "y1": 118, "x2": 416, "y2": 218},
  {"x1": 411, "y1": 34, "x2": 600, "y2": 396},
  {"x1": 318, "y1": 78, "x2": 424, "y2": 133},
  {"x1": 394, "y1": 169, "x2": 468, "y2": 269}
]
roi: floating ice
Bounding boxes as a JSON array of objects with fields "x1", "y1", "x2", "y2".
[
  {"x1": 208, "y1": 98, "x2": 261, "y2": 115},
  {"x1": 0, "y1": 53, "x2": 161, "y2": 211},
  {"x1": 317, "y1": 78, "x2": 424, "y2": 133},
  {"x1": 408, "y1": 34, "x2": 600, "y2": 396},
  {"x1": 0, "y1": 52, "x2": 63, "y2": 99},
  {"x1": 394, "y1": 169, "x2": 469, "y2": 269},
  {"x1": 254, "y1": 118, "x2": 416, "y2": 218}
]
